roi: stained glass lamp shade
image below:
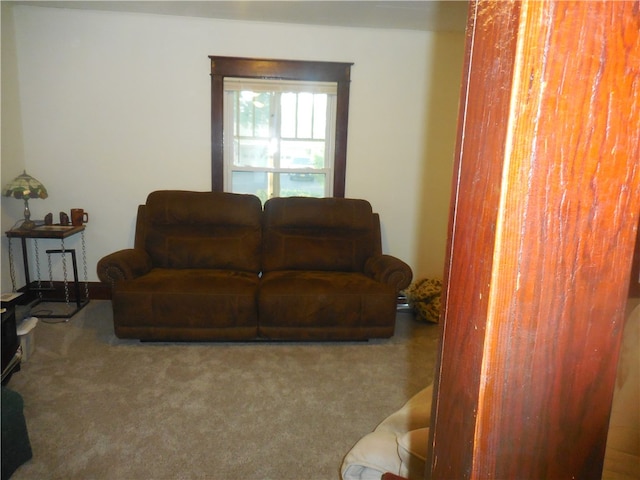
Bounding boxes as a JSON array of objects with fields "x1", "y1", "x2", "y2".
[{"x1": 2, "y1": 171, "x2": 48, "y2": 230}]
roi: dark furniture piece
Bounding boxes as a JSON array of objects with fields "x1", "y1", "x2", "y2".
[
  {"x1": 5, "y1": 225, "x2": 89, "y2": 318},
  {"x1": 97, "y1": 190, "x2": 412, "y2": 341},
  {"x1": 381, "y1": 474, "x2": 408, "y2": 480},
  {"x1": 259, "y1": 196, "x2": 405, "y2": 340},
  {"x1": 1, "y1": 297, "x2": 31, "y2": 478},
  {"x1": 1, "y1": 387, "x2": 32, "y2": 478},
  {"x1": 1, "y1": 296, "x2": 22, "y2": 384}
]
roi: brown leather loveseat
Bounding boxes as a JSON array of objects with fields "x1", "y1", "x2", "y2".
[{"x1": 97, "y1": 190, "x2": 412, "y2": 341}]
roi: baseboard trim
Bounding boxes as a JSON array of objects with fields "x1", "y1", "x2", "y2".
[{"x1": 17, "y1": 281, "x2": 111, "y2": 301}]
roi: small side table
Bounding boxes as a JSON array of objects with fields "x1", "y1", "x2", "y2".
[{"x1": 6, "y1": 225, "x2": 89, "y2": 319}]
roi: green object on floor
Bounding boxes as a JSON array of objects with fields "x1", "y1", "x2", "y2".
[{"x1": 1, "y1": 387, "x2": 32, "y2": 478}]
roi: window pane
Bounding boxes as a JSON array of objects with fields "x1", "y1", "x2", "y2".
[
  {"x1": 297, "y1": 92, "x2": 314, "y2": 138},
  {"x1": 280, "y1": 172, "x2": 325, "y2": 198},
  {"x1": 281, "y1": 140, "x2": 325, "y2": 169},
  {"x1": 313, "y1": 94, "x2": 327, "y2": 139},
  {"x1": 281, "y1": 93, "x2": 296, "y2": 138},
  {"x1": 231, "y1": 171, "x2": 269, "y2": 203},
  {"x1": 236, "y1": 139, "x2": 270, "y2": 167},
  {"x1": 254, "y1": 92, "x2": 272, "y2": 137},
  {"x1": 238, "y1": 91, "x2": 254, "y2": 137}
]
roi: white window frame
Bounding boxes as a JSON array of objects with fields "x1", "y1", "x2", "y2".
[{"x1": 223, "y1": 78, "x2": 337, "y2": 199}]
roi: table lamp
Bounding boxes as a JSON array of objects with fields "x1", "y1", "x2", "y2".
[{"x1": 2, "y1": 171, "x2": 48, "y2": 230}]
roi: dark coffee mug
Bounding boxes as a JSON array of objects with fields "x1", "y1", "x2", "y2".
[{"x1": 71, "y1": 208, "x2": 89, "y2": 226}]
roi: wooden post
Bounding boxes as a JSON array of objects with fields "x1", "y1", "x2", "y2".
[{"x1": 428, "y1": 1, "x2": 640, "y2": 478}]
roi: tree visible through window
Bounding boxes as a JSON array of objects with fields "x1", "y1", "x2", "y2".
[{"x1": 210, "y1": 57, "x2": 353, "y2": 200}]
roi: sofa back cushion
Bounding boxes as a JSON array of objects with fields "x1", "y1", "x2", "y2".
[
  {"x1": 143, "y1": 190, "x2": 262, "y2": 272},
  {"x1": 262, "y1": 197, "x2": 381, "y2": 272}
]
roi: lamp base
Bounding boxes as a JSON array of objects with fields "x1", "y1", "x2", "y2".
[
  {"x1": 20, "y1": 198, "x2": 35, "y2": 230},
  {"x1": 19, "y1": 219, "x2": 36, "y2": 230}
]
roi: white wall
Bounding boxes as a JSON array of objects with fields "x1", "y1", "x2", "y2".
[{"x1": 1, "y1": 4, "x2": 464, "y2": 289}]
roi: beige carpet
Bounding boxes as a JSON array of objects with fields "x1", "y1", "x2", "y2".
[{"x1": 7, "y1": 301, "x2": 440, "y2": 480}]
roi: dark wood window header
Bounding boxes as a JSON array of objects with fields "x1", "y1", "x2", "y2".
[{"x1": 209, "y1": 56, "x2": 353, "y2": 82}]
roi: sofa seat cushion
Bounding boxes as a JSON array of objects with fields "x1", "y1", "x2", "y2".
[
  {"x1": 112, "y1": 268, "x2": 259, "y2": 340},
  {"x1": 258, "y1": 270, "x2": 397, "y2": 340}
]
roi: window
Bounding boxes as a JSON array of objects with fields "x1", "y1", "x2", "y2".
[
  {"x1": 210, "y1": 56, "x2": 353, "y2": 199},
  {"x1": 224, "y1": 78, "x2": 336, "y2": 201}
]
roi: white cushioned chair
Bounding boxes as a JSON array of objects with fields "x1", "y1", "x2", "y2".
[
  {"x1": 341, "y1": 301, "x2": 640, "y2": 480},
  {"x1": 341, "y1": 386, "x2": 433, "y2": 480}
]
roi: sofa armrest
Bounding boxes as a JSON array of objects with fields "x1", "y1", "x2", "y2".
[
  {"x1": 365, "y1": 255, "x2": 413, "y2": 292},
  {"x1": 97, "y1": 249, "x2": 152, "y2": 285}
]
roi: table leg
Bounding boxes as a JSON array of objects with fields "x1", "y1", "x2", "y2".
[{"x1": 19, "y1": 238, "x2": 30, "y2": 292}]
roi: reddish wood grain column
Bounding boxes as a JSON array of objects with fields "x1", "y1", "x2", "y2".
[{"x1": 427, "y1": 1, "x2": 640, "y2": 479}]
